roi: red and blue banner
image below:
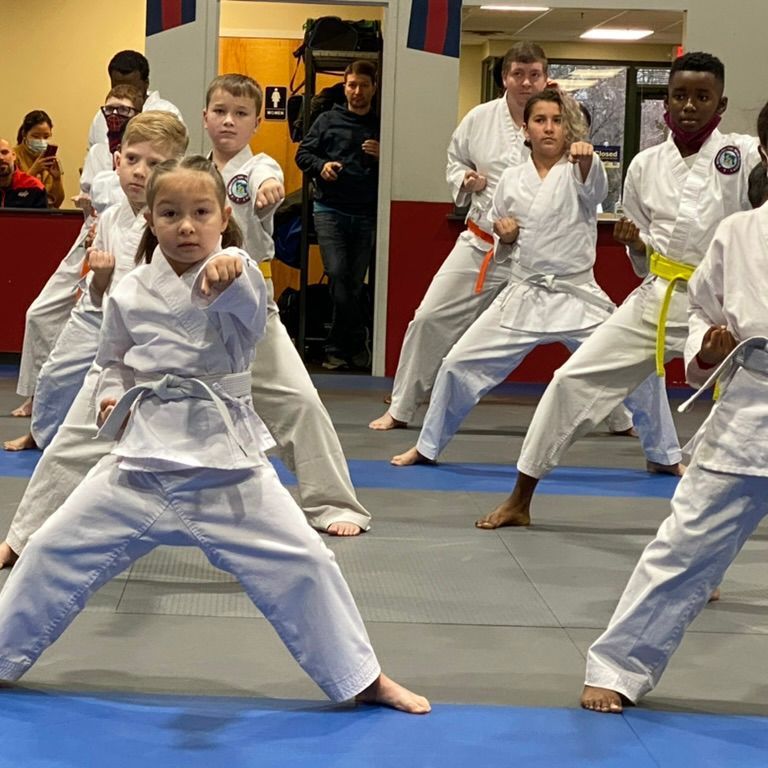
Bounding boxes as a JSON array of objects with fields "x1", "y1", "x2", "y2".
[
  {"x1": 146, "y1": 0, "x2": 196, "y2": 37},
  {"x1": 407, "y1": 0, "x2": 462, "y2": 58}
]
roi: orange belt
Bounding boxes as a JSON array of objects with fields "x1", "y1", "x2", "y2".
[{"x1": 466, "y1": 219, "x2": 495, "y2": 294}]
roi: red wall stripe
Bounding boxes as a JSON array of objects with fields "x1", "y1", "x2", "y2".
[
  {"x1": 423, "y1": 0, "x2": 449, "y2": 56},
  {"x1": 162, "y1": 0, "x2": 183, "y2": 31}
]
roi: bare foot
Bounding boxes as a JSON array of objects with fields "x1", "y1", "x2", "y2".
[
  {"x1": 356, "y1": 673, "x2": 431, "y2": 714},
  {"x1": 580, "y1": 685, "x2": 624, "y2": 713},
  {"x1": 708, "y1": 587, "x2": 721, "y2": 602},
  {"x1": 476, "y1": 472, "x2": 538, "y2": 529},
  {"x1": 611, "y1": 426, "x2": 638, "y2": 438},
  {"x1": 390, "y1": 447, "x2": 434, "y2": 467},
  {"x1": 369, "y1": 411, "x2": 407, "y2": 431},
  {"x1": 11, "y1": 398, "x2": 32, "y2": 417},
  {"x1": 0, "y1": 542, "x2": 19, "y2": 570},
  {"x1": 476, "y1": 497, "x2": 531, "y2": 529},
  {"x1": 3, "y1": 433, "x2": 36, "y2": 452},
  {"x1": 383, "y1": 393, "x2": 392, "y2": 405},
  {"x1": 327, "y1": 522, "x2": 363, "y2": 537},
  {"x1": 646, "y1": 460, "x2": 686, "y2": 477}
]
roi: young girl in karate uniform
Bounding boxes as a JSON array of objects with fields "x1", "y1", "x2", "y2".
[
  {"x1": 0, "y1": 155, "x2": 429, "y2": 714},
  {"x1": 392, "y1": 89, "x2": 675, "y2": 471}
]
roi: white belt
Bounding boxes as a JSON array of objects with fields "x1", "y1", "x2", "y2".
[
  {"x1": 98, "y1": 371, "x2": 252, "y2": 455},
  {"x1": 505, "y1": 261, "x2": 614, "y2": 313},
  {"x1": 678, "y1": 336, "x2": 768, "y2": 413}
]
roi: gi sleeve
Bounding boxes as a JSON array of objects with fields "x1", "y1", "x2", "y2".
[
  {"x1": 446, "y1": 111, "x2": 476, "y2": 208},
  {"x1": 572, "y1": 153, "x2": 608, "y2": 208},
  {"x1": 248, "y1": 154, "x2": 285, "y2": 222},
  {"x1": 191, "y1": 248, "x2": 269, "y2": 349},
  {"x1": 685, "y1": 227, "x2": 728, "y2": 388},
  {"x1": 621, "y1": 159, "x2": 652, "y2": 277}
]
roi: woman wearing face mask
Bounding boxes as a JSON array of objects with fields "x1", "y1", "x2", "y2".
[{"x1": 14, "y1": 110, "x2": 64, "y2": 208}]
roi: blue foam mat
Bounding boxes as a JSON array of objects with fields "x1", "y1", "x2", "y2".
[
  {"x1": 0, "y1": 450, "x2": 679, "y2": 498},
  {"x1": 3, "y1": 691, "x2": 766, "y2": 767}
]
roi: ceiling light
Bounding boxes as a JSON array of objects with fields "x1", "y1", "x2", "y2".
[
  {"x1": 480, "y1": 5, "x2": 550, "y2": 11},
  {"x1": 581, "y1": 28, "x2": 654, "y2": 41}
]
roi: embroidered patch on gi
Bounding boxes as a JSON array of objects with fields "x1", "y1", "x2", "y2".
[
  {"x1": 227, "y1": 174, "x2": 251, "y2": 204},
  {"x1": 714, "y1": 145, "x2": 741, "y2": 175}
]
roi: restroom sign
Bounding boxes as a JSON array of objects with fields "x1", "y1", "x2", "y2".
[{"x1": 265, "y1": 86, "x2": 287, "y2": 120}]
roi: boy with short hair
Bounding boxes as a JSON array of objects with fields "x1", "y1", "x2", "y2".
[
  {"x1": 0, "y1": 112, "x2": 189, "y2": 565},
  {"x1": 581, "y1": 98, "x2": 768, "y2": 714},
  {"x1": 477, "y1": 51, "x2": 759, "y2": 530},
  {"x1": 204, "y1": 73, "x2": 372, "y2": 536}
]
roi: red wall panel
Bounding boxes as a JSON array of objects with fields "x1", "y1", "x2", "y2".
[{"x1": 1, "y1": 210, "x2": 83, "y2": 353}]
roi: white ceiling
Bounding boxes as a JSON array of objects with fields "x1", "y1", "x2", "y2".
[{"x1": 462, "y1": 7, "x2": 684, "y2": 45}]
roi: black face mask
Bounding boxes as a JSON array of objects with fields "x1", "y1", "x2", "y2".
[{"x1": 105, "y1": 112, "x2": 133, "y2": 157}]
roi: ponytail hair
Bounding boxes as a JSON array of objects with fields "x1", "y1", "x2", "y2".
[{"x1": 135, "y1": 155, "x2": 244, "y2": 264}]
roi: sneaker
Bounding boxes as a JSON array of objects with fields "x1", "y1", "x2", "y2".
[{"x1": 322, "y1": 353, "x2": 349, "y2": 370}]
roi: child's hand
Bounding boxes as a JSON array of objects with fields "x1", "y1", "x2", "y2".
[
  {"x1": 255, "y1": 178, "x2": 285, "y2": 209},
  {"x1": 698, "y1": 325, "x2": 737, "y2": 366},
  {"x1": 84, "y1": 219, "x2": 98, "y2": 249},
  {"x1": 463, "y1": 170, "x2": 487, "y2": 193},
  {"x1": 568, "y1": 142, "x2": 594, "y2": 162},
  {"x1": 87, "y1": 249, "x2": 115, "y2": 279},
  {"x1": 200, "y1": 254, "x2": 243, "y2": 296},
  {"x1": 320, "y1": 161, "x2": 343, "y2": 182},
  {"x1": 613, "y1": 217, "x2": 644, "y2": 251},
  {"x1": 98, "y1": 397, "x2": 117, "y2": 427},
  {"x1": 493, "y1": 217, "x2": 520, "y2": 244}
]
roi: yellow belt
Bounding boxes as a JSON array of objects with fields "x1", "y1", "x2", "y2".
[
  {"x1": 649, "y1": 251, "x2": 696, "y2": 376},
  {"x1": 258, "y1": 261, "x2": 272, "y2": 279}
]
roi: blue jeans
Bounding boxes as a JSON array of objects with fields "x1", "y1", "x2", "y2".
[{"x1": 312, "y1": 208, "x2": 375, "y2": 359}]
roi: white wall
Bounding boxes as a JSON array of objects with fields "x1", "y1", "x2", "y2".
[{"x1": 145, "y1": 0, "x2": 221, "y2": 154}]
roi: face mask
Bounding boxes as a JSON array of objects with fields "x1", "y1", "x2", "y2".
[
  {"x1": 105, "y1": 112, "x2": 132, "y2": 157},
  {"x1": 663, "y1": 111, "x2": 722, "y2": 153},
  {"x1": 27, "y1": 138, "x2": 48, "y2": 155}
]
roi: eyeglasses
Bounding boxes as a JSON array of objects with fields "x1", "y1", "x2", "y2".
[{"x1": 101, "y1": 105, "x2": 138, "y2": 118}]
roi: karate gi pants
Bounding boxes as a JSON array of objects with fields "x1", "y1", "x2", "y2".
[
  {"x1": 517, "y1": 290, "x2": 685, "y2": 478},
  {"x1": 17, "y1": 231, "x2": 87, "y2": 398},
  {"x1": 0, "y1": 455, "x2": 381, "y2": 701},
  {"x1": 388, "y1": 231, "x2": 510, "y2": 424},
  {"x1": 30, "y1": 306, "x2": 101, "y2": 449},
  {"x1": 584, "y1": 463, "x2": 767, "y2": 702},
  {"x1": 416, "y1": 296, "x2": 678, "y2": 464}
]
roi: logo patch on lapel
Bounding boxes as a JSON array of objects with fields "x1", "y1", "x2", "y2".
[
  {"x1": 714, "y1": 145, "x2": 741, "y2": 175},
  {"x1": 227, "y1": 174, "x2": 251, "y2": 204}
]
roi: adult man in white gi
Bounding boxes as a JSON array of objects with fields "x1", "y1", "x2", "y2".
[{"x1": 476, "y1": 51, "x2": 759, "y2": 530}]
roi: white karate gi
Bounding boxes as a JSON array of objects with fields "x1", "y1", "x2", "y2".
[
  {"x1": 388, "y1": 98, "x2": 535, "y2": 424},
  {"x1": 220, "y1": 147, "x2": 371, "y2": 531},
  {"x1": 516, "y1": 129, "x2": 759, "y2": 479},
  {"x1": 30, "y1": 197, "x2": 146, "y2": 448},
  {"x1": 585, "y1": 205, "x2": 768, "y2": 702},
  {"x1": 15, "y1": 177, "x2": 125, "y2": 399},
  {"x1": 78, "y1": 142, "x2": 112, "y2": 199},
  {"x1": 416, "y1": 156, "x2": 676, "y2": 461},
  {"x1": 0, "y1": 247, "x2": 380, "y2": 699},
  {"x1": 87, "y1": 92, "x2": 183, "y2": 149}
]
